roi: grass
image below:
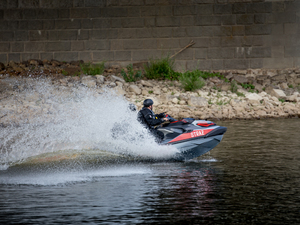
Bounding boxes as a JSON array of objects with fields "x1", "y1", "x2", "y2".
[
  {"x1": 148, "y1": 90, "x2": 153, "y2": 94},
  {"x1": 61, "y1": 70, "x2": 68, "y2": 76},
  {"x1": 80, "y1": 62, "x2": 105, "y2": 76},
  {"x1": 121, "y1": 64, "x2": 142, "y2": 82},
  {"x1": 278, "y1": 98, "x2": 285, "y2": 103},
  {"x1": 230, "y1": 81, "x2": 238, "y2": 93},
  {"x1": 179, "y1": 70, "x2": 206, "y2": 91},
  {"x1": 237, "y1": 92, "x2": 245, "y2": 97}
]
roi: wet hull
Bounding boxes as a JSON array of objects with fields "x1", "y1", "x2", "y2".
[{"x1": 169, "y1": 135, "x2": 224, "y2": 161}]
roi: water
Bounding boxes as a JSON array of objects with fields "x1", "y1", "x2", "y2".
[{"x1": 1, "y1": 78, "x2": 300, "y2": 224}]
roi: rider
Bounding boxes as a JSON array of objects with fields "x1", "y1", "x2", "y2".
[{"x1": 137, "y1": 99, "x2": 169, "y2": 142}]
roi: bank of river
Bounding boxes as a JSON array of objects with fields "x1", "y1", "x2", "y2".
[
  {"x1": 0, "y1": 118, "x2": 299, "y2": 224},
  {"x1": 0, "y1": 75, "x2": 299, "y2": 126}
]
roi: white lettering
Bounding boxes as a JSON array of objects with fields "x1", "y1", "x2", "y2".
[{"x1": 191, "y1": 130, "x2": 204, "y2": 138}]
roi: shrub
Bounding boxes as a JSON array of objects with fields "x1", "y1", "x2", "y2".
[
  {"x1": 179, "y1": 70, "x2": 206, "y2": 91},
  {"x1": 144, "y1": 56, "x2": 180, "y2": 80},
  {"x1": 121, "y1": 64, "x2": 142, "y2": 82},
  {"x1": 80, "y1": 62, "x2": 105, "y2": 75}
]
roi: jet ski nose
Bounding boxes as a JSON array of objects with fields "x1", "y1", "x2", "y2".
[{"x1": 205, "y1": 126, "x2": 227, "y2": 138}]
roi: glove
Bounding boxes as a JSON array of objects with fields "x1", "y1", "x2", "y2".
[{"x1": 157, "y1": 112, "x2": 166, "y2": 118}]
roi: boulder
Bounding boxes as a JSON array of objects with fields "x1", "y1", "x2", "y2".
[
  {"x1": 279, "y1": 82, "x2": 288, "y2": 89},
  {"x1": 108, "y1": 82, "x2": 116, "y2": 88},
  {"x1": 128, "y1": 84, "x2": 141, "y2": 95},
  {"x1": 265, "y1": 86, "x2": 286, "y2": 99},
  {"x1": 172, "y1": 98, "x2": 178, "y2": 104},
  {"x1": 111, "y1": 75, "x2": 125, "y2": 83},
  {"x1": 187, "y1": 96, "x2": 208, "y2": 107},
  {"x1": 233, "y1": 75, "x2": 248, "y2": 84},
  {"x1": 140, "y1": 80, "x2": 153, "y2": 87},
  {"x1": 95, "y1": 75, "x2": 105, "y2": 84},
  {"x1": 245, "y1": 93, "x2": 263, "y2": 105},
  {"x1": 218, "y1": 83, "x2": 231, "y2": 92},
  {"x1": 81, "y1": 76, "x2": 96, "y2": 88},
  {"x1": 153, "y1": 87, "x2": 161, "y2": 95},
  {"x1": 256, "y1": 75, "x2": 271, "y2": 86},
  {"x1": 272, "y1": 74, "x2": 286, "y2": 83}
]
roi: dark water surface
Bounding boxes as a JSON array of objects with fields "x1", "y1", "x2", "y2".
[{"x1": 0, "y1": 119, "x2": 299, "y2": 224}]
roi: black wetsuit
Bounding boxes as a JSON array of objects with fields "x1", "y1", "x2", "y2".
[{"x1": 137, "y1": 107, "x2": 165, "y2": 142}]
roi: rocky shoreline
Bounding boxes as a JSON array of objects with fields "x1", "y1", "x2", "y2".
[{"x1": 0, "y1": 59, "x2": 300, "y2": 126}]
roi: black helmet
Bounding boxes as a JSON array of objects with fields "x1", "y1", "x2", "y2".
[
  {"x1": 128, "y1": 103, "x2": 136, "y2": 112},
  {"x1": 143, "y1": 99, "x2": 153, "y2": 107}
]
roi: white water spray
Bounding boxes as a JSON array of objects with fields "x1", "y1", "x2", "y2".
[{"x1": 0, "y1": 78, "x2": 178, "y2": 169}]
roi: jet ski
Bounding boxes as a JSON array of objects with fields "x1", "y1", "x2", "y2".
[{"x1": 157, "y1": 116, "x2": 227, "y2": 161}]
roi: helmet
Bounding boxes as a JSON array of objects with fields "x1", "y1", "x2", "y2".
[
  {"x1": 128, "y1": 103, "x2": 136, "y2": 112},
  {"x1": 143, "y1": 99, "x2": 154, "y2": 107}
]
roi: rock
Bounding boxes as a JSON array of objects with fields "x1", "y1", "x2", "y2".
[
  {"x1": 295, "y1": 78, "x2": 300, "y2": 85},
  {"x1": 233, "y1": 75, "x2": 248, "y2": 84},
  {"x1": 128, "y1": 84, "x2": 141, "y2": 95},
  {"x1": 256, "y1": 75, "x2": 271, "y2": 86},
  {"x1": 162, "y1": 87, "x2": 168, "y2": 93},
  {"x1": 95, "y1": 75, "x2": 105, "y2": 84},
  {"x1": 179, "y1": 100, "x2": 186, "y2": 105},
  {"x1": 253, "y1": 82, "x2": 263, "y2": 92},
  {"x1": 153, "y1": 87, "x2": 161, "y2": 95},
  {"x1": 81, "y1": 76, "x2": 96, "y2": 88},
  {"x1": 140, "y1": 80, "x2": 153, "y2": 87},
  {"x1": 209, "y1": 77, "x2": 221, "y2": 84},
  {"x1": 219, "y1": 83, "x2": 231, "y2": 92},
  {"x1": 141, "y1": 89, "x2": 148, "y2": 95},
  {"x1": 172, "y1": 98, "x2": 178, "y2": 104},
  {"x1": 187, "y1": 96, "x2": 208, "y2": 107},
  {"x1": 245, "y1": 93, "x2": 263, "y2": 105},
  {"x1": 265, "y1": 86, "x2": 286, "y2": 99},
  {"x1": 280, "y1": 83, "x2": 288, "y2": 89},
  {"x1": 111, "y1": 75, "x2": 125, "y2": 83},
  {"x1": 113, "y1": 87, "x2": 126, "y2": 96},
  {"x1": 108, "y1": 82, "x2": 116, "y2": 88},
  {"x1": 272, "y1": 74, "x2": 286, "y2": 83}
]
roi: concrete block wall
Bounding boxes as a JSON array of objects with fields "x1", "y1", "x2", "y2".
[{"x1": 0, "y1": 0, "x2": 299, "y2": 70}]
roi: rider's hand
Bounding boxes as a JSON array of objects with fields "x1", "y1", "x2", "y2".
[
  {"x1": 158, "y1": 113, "x2": 166, "y2": 118},
  {"x1": 163, "y1": 117, "x2": 169, "y2": 121}
]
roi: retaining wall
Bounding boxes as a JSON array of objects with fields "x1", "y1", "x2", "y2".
[{"x1": 0, "y1": 0, "x2": 299, "y2": 70}]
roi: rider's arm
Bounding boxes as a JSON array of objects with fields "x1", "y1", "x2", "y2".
[{"x1": 144, "y1": 112, "x2": 164, "y2": 126}]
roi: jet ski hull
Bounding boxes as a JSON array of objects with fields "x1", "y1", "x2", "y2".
[{"x1": 158, "y1": 120, "x2": 227, "y2": 161}]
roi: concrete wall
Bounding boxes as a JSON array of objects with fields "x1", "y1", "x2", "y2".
[{"x1": 0, "y1": 0, "x2": 299, "y2": 70}]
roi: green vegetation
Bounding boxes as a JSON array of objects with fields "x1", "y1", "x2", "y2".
[
  {"x1": 230, "y1": 81, "x2": 238, "y2": 93},
  {"x1": 278, "y1": 98, "x2": 285, "y2": 103},
  {"x1": 80, "y1": 62, "x2": 105, "y2": 76},
  {"x1": 178, "y1": 70, "x2": 206, "y2": 91},
  {"x1": 241, "y1": 83, "x2": 255, "y2": 90},
  {"x1": 61, "y1": 70, "x2": 68, "y2": 76},
  {"x1": 148, "y1": 90, "x2": 153, "y2": 94},
  {"x1": 144, "y1": 56, "x2": 180, "y2": 80},
  {"x1": 237, "y1": 92, "x2": 245, "y2": 97},
  {"x1": 208, "y1": 99, "x2": 213, "y2": 104},
  {"x1": 121, "y1": 64, "x2": 142, "y2": 82},
  {"x1": 288, "y1": 84, "x2": 294, "y2": 88}
]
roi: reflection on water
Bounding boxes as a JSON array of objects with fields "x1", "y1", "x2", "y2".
[{"x1": 0, "y1": 118, "x2": 299, "y2": 224}]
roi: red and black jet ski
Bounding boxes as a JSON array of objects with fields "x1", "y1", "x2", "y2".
[{"x1": 157, "y1": 116, "x2": 227, "y2": 161}]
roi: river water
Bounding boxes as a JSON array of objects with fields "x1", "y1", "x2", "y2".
[{"x1": 0, "y1": 118, "x2": 299, "y2": 224}]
